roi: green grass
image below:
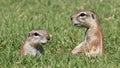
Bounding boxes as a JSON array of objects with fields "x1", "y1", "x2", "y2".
[{"x1": 0, "y1": 0, "x2": 120, "y2": 68}]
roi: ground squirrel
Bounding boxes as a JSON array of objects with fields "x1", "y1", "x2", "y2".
[
  {"x1": 71, "y1": 10, "x2": 105, "y2": 57},
  {"x1": 20, "y1": 29, "x2": 50, "y2": 56}
]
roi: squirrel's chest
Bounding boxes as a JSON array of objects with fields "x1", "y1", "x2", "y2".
[{"x1": 24, "y1": 45, "x2": 37, "y2": 56}]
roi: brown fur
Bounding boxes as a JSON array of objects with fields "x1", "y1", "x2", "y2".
[
  {"x1": 71, "y1": 10, "x2": 105, "y2": 57},
  {"x1": 20, "y1": 43, "x2": 25, "y2": 56},
  {"x1": 19, "y1": 29, "x2": 50, "y2": 56}
]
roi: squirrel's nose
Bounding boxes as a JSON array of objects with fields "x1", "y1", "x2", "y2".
[
  {"x1": 71, "y1": 17, "x2": 73, "y2": 20},
  {"x1": 47, "y1": 36, "x2": 50, "y2": 41}
]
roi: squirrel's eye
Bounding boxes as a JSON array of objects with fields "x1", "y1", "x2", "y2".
[
  {"x1": 33, "y1": 32, "x2": 40, "y2": 36},
  {"x1": 79, "y1": 13, "x2": 86, "y2": 16}
]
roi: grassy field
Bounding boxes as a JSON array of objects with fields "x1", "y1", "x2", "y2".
[{"x1": 0, "y1": 0, "x2": 120, "y2": 68}]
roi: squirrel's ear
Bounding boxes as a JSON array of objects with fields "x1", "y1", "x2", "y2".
[
  {"x1": 91, "y1": 14, "x2": 95, "y2": 19},
  {"x1": 27, "y1": 33, "x2": 31, "y2": 37}
]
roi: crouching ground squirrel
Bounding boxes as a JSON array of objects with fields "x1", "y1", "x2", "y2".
[
  {"x1": 71, "y1": 10, "x2": 105, "y2": 57},
  {"x1": 20, "y1": 29, "x2": 50, "y2": 56}
]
